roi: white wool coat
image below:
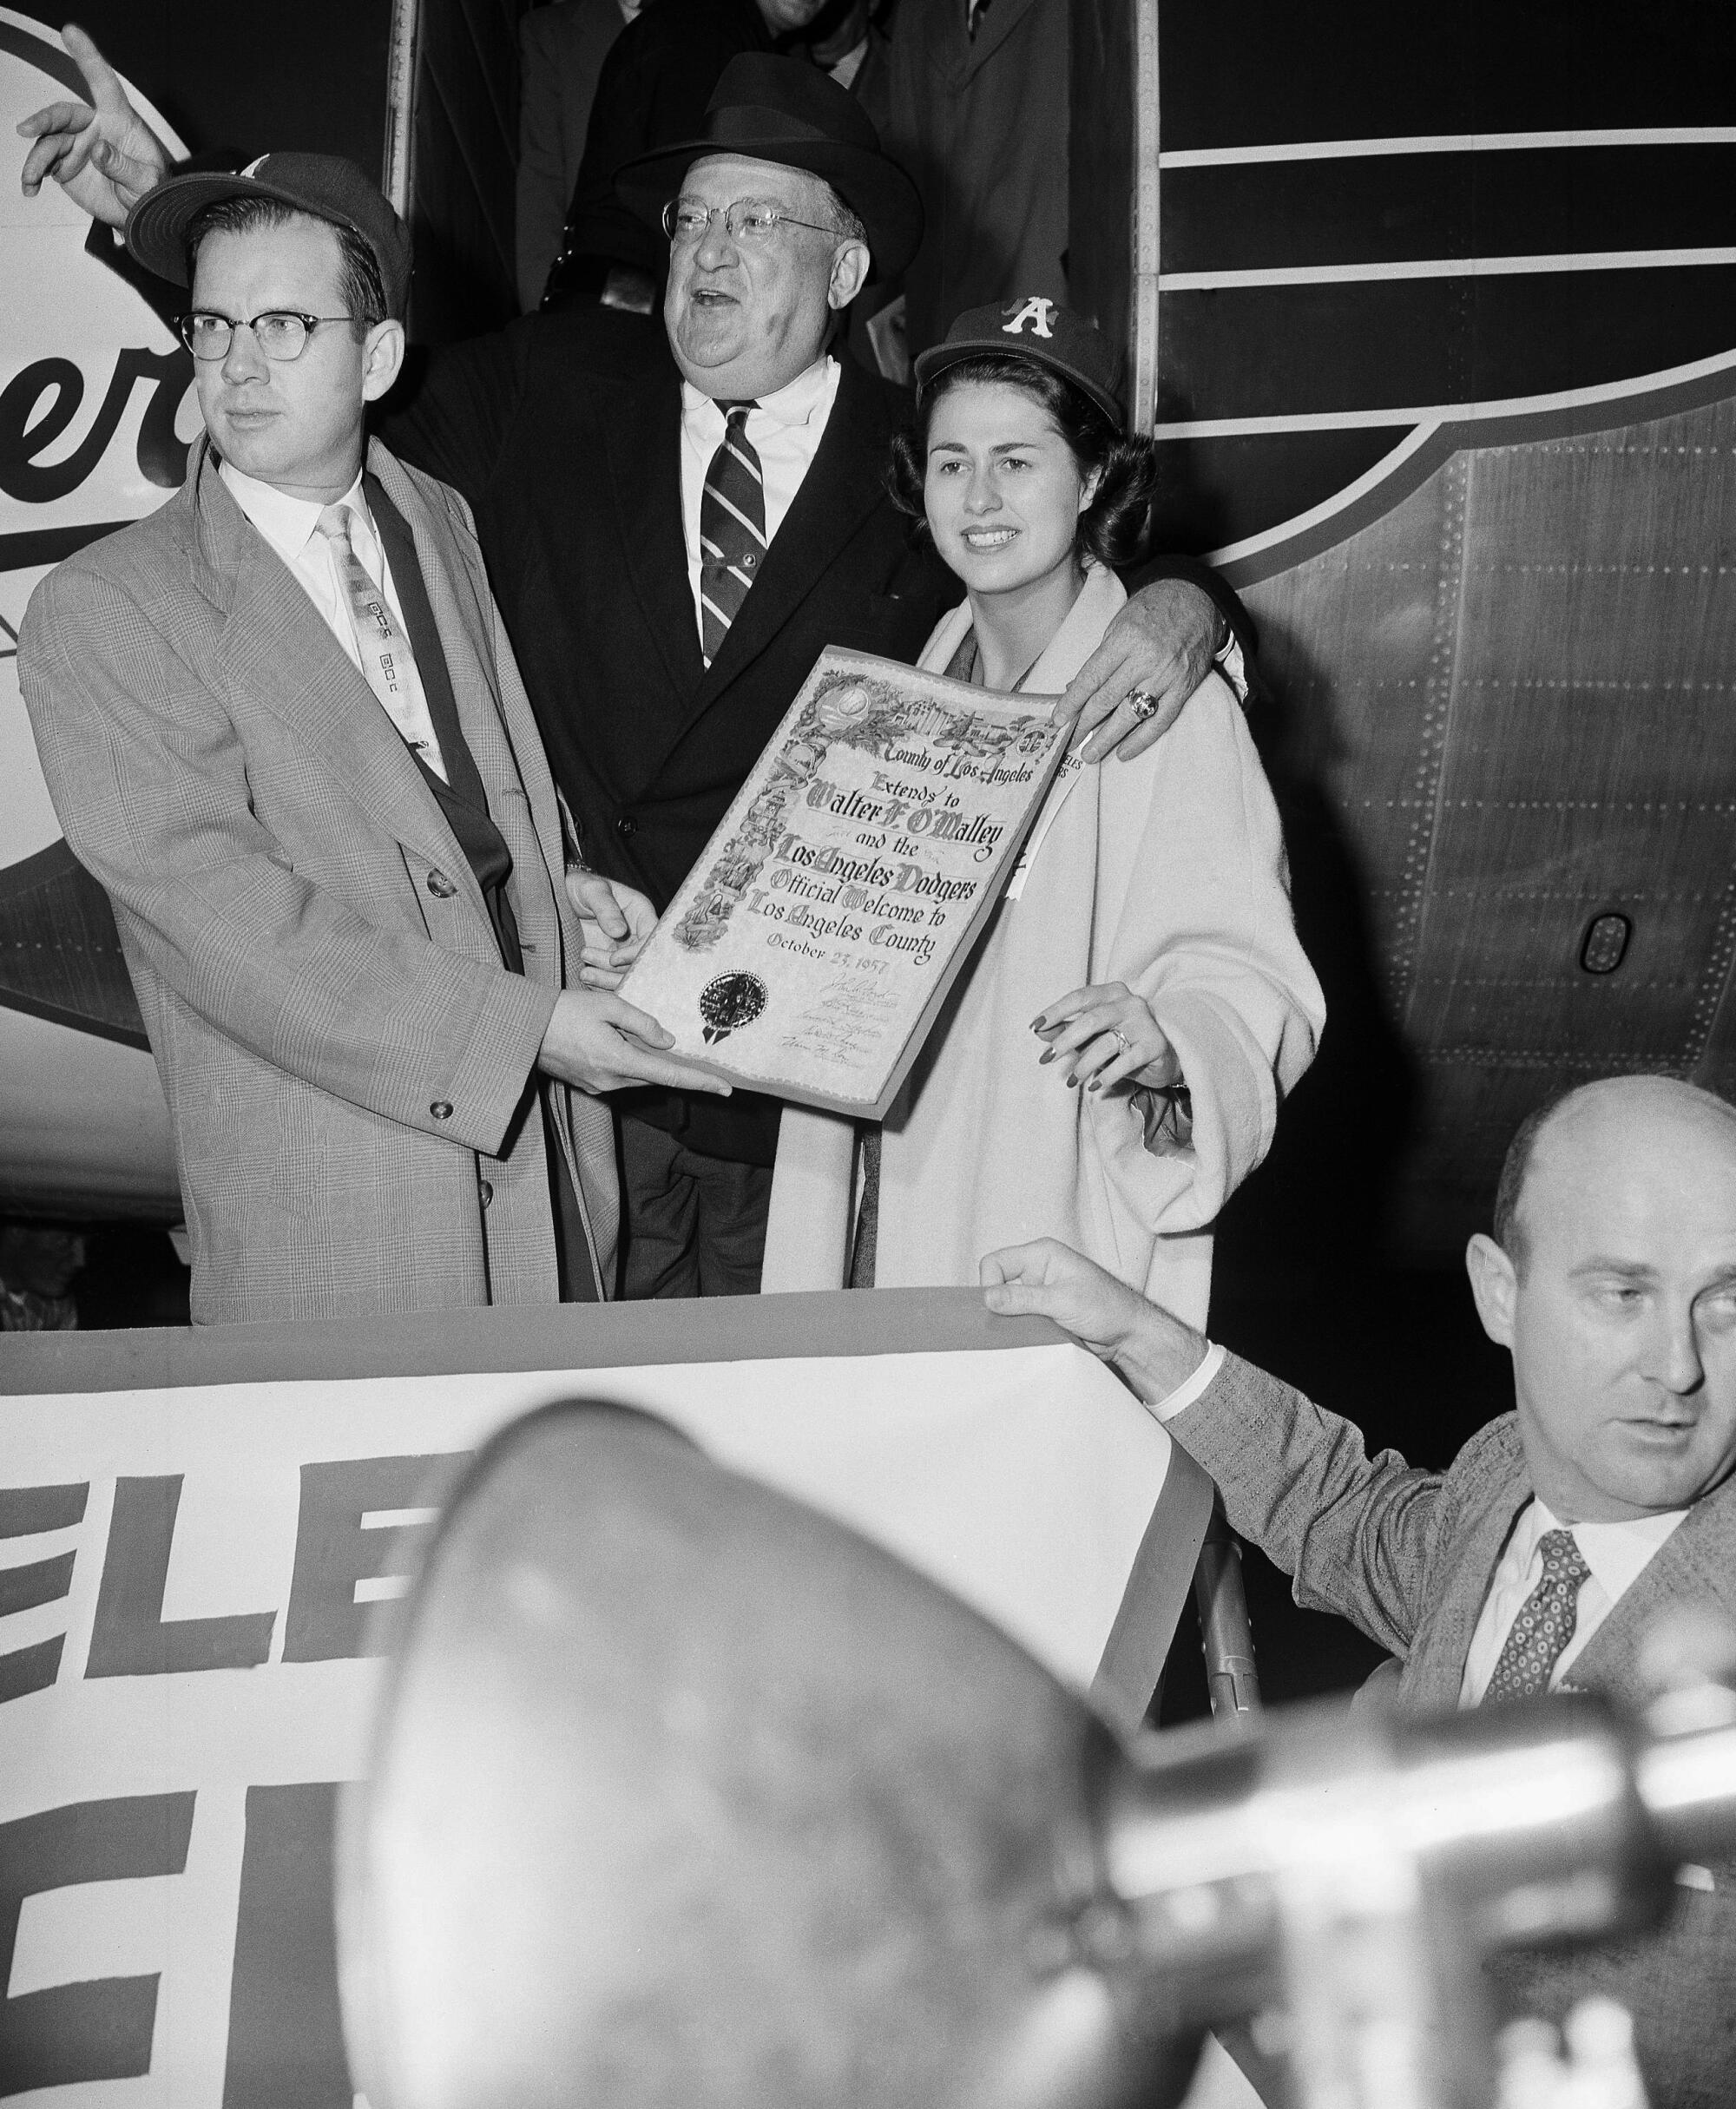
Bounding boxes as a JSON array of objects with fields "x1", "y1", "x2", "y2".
[{"x1": 760, "y1": 566, "x2": 1324, "y2": 1324}]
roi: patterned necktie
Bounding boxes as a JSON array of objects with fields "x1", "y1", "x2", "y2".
[
  {"x1": 1481, "y1": 1528, "x2": 1594, "y2": 1705},
  {"x1": 699, "y1": 401, "x2": 765, "y2": 667},
  {"x1": 315, "y1": 505, "x2": 449, "y2": 782}
]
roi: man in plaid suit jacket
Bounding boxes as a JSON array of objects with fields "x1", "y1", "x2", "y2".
[
  {"x1": 19, "y1": 153, "x2": 722, "y2": 1324},
  {"x1": 984, "y1": 1074, "x2": 1736, "y2": 2106}
]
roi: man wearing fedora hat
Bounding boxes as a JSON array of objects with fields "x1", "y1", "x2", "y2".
[
  {"x1": 537, "y1": 0, "x2": 873, "y2": 315},
  {"x1": 15, "y1": 122, "x2": 726, "y2": 1324},
  {"x1": 21, "y1": 41, "x2": 1247, "y2": 1300}
]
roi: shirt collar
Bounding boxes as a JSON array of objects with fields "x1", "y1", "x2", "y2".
[
  {"x1": 1522, "y1": 1495, "x2": 1689, "y2": 1604},
  {"x1": 219, "y1": 458, "x2": 369, "y2": 567},
  {"x1": 681, "y1": 353, "x2": 838, "y2": 437}
]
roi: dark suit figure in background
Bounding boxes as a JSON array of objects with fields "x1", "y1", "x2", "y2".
[
  {"x1": 516, "y1": 0, "x2": 645, "y2": 313},
  {"x1": 985, "y1": 1073, "x2": 1736, "y2": 2107},
  {"x1": 22, "y1": 43, "x2": 1241, "y2": 1299},
  {"x1": 880, "y1": 0, "x2": 1074, "y2": 357},
  {"x1": 538, "y1": 0, "x2": 897, "y2": 368},
  {"x1": 541, "y1": 0, "x2": 838, "y2": 313},
  {"x1": 0, "y1": 1224, "x2": 85, "y2": 1331}
]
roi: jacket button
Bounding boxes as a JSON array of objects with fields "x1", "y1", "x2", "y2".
[
  {"x1": 431, "y1": 1101, "x2": 453, "y2": 1120},
  {"x1": 427, "y1": 869, "x2": 457, "y2": 898},
  {"x1": 478, "y1": 1179, "x2": 494, "y2": 1206},
  {"x1": 615, "y1": 815, "x2": 637, "y2": 837}
]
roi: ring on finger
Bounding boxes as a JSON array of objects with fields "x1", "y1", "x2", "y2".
[
  {"x1": 1113, "y1": 1028, "x2": 1132, "y2": 1052},
  {"x1": 1127, "y1": 688, "x2": 1161, "y2": 722}
]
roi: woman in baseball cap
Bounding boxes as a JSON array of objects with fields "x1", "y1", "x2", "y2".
[{"x1": 765, "y1": 299, "x2": 1324, "y2": 1326}]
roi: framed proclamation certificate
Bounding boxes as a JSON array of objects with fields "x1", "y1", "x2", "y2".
[{"x1": 618, "y1": 647, "x2": 1071, "y2": 1118}]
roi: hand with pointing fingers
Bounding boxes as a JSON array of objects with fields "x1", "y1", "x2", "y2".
[{"x1": 18, "y1": 24, "x2": 170, "y2": 227}]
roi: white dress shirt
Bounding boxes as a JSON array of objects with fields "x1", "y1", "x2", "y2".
[
  {"x1": 220, "y1": 459, "x2": 409, "y2": 666},
  {"x1": 678, "y1": 354, "x2": 841, "y2": 650},
  {"x1": 220, "y1": 459, "x2": 449, "y2": 779},
  {"x1": 829, "y1": 36, "x2": 870, "y2": 89},
  {"x1": 1458, "y1": 1494, "x2": 1687, "y2": 1706}
]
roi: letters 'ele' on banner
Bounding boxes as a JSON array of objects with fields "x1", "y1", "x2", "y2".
[
  {"x1": 620, "y1": 648, "x2": 1070, "y2": 1118},
  {"x1": 0, "y1": 1295, "x2": 1194, "y2": 2109}
]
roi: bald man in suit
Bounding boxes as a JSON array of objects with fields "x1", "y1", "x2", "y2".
[{"x1": 984, "y1": 1074, "x2": 1736, "y2": 2107}]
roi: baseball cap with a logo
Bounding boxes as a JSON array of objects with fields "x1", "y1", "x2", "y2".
[
  {"x1": 125, "y1": 153, "x2": 413, "y2": 319},
  {"x1": 913, "y1": 297, "x2": 1125, "y2": 430}
]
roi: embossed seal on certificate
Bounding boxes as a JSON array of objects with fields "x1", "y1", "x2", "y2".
[
  {"x1": 619, "y1": 647, "x2": 1069, "y2": 1117},
  {"x1": 700, "y1": 971, "x2": 768, "y2": 1043}
]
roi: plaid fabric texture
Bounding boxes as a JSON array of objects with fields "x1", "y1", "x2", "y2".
[{"x1": 18, "y1": 437, "x2": 615, "y2": 1322}]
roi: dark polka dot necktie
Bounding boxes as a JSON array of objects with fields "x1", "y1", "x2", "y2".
[
  {"x1": 698, "y1": 400, "x2": 765, "y2": 667},
  {"x1": 1481, "y1": 1528, "x2": 1593, "y2": 1705}
]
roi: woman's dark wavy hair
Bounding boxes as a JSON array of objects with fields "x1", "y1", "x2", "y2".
[{"x1": 888, "y1": 352, "x2": 1160, "y2": 567}]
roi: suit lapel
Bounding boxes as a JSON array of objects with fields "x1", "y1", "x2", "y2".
[
  {"x1": 680, "y1": 355, "x2": 893, "y2": 735},
  {"x1": 1402, "y1": 1427, "x2": 1532, "y2": 1713},
  {"x1": 367, "y1": 441, "x2": 569, "y2": 987},
  {"x1": 1405, "y1": 1443, "x2": 1736, "y2": 1715},
  {"x1": 955, "y1": 0, "x2": 1042, "y2": 82},
  {"x1": 193, "y1": 445, "x2": 470, "y2": 884},
  {"x1": 366, "y1": 475, "x2": 490, "y2": 814},
  {"x1": 1564, "y1": 1473, "x2": 1736, "y2": 1707},
  {"x1": 602, "y1": 370, "x2": 707, "y2": 702}
]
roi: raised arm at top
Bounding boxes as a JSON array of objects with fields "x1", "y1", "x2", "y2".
[{"x1": 17, "y1": 23, "x2": 170, "y2": 227}]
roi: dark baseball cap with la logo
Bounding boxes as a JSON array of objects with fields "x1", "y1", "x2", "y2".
[
  {"x1": 913, "y1": 297, "x2": 1126, "y2": 430},
  {"x1": 126, "y1": 153, "x2": 414, "y2": 318}
]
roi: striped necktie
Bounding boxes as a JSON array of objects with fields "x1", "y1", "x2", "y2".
[
  {"x1": 1481, "y1": 1528, "x2": 1593, "y2": 1705},
  {"x1": 315, "y1": 504, "x2": 449, "y2": 782},
  {"x1": 699, "y1": 400, "x2": 766, "y2": 667}
]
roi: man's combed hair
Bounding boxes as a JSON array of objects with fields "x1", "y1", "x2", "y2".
[
  {"x1": 1490, "y1": 1092, "x2": 1570, "y2": 1271},
  {"x1": 887, "y1": 353, "x2": 1158, "y2": 568},
  {"x1": 185, "y1": 197, "x2": 389, "y2": 333}
]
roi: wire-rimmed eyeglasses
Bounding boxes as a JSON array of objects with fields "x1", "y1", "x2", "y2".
[
  {"x1": 661, "y1": 197, "x2": 838, "y2": 246},
  {"x1": 174, "y1": 311, "x2": 358, "y2": 362}
]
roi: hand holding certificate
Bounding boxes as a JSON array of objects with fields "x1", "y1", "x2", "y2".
[{"x1": 618, "y1": 648, "x2": 1070, "y2": 1117}]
